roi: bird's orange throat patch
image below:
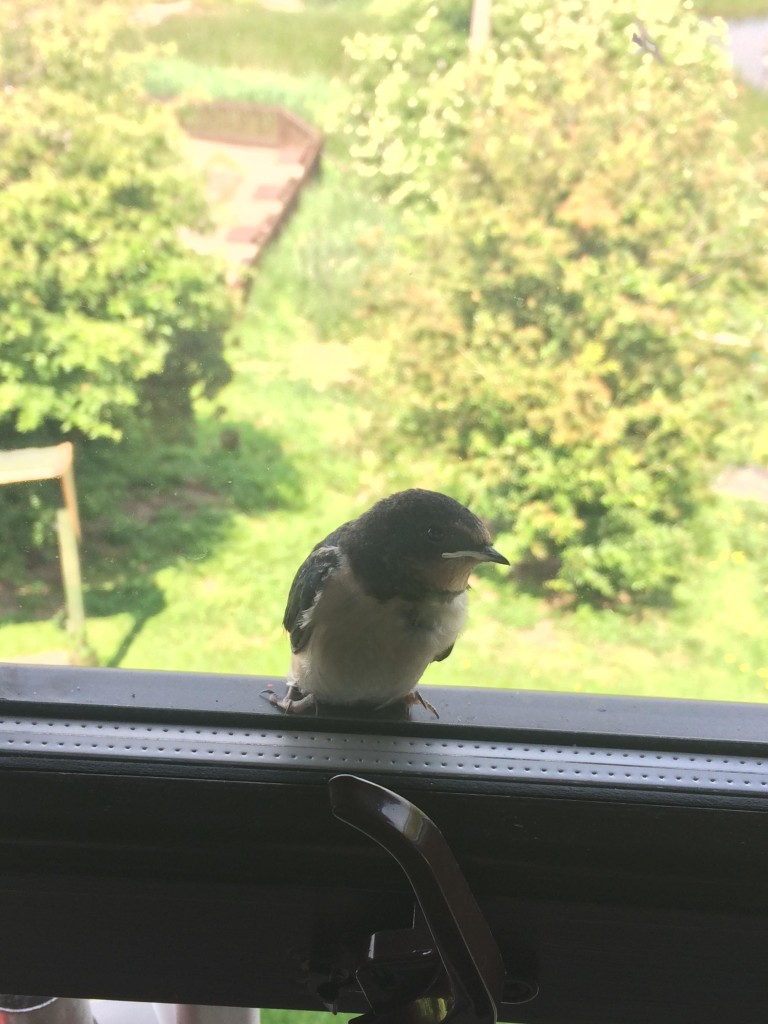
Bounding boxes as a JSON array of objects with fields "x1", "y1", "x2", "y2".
[{"x1": 422, "y1": 555, "x2": 476, "y2": 594}]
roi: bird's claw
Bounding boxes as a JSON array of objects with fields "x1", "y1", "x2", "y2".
[
  {"x1": 405, "y1": 690, "x2": 440, "y2": 719},
  {"x1": 263, "y1": 686, "x2": 436, "y2": 718},
  {"x1": 262, "y1": 685, "x2": 317, "y2": 715}
]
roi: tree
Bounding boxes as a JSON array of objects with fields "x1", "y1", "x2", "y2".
[
  {"x1": 344, "y1": 0, "x2": 768, "y2": 602},
  {"x1": 0, "y1": 0, "x2": 234, "y2": 444}
]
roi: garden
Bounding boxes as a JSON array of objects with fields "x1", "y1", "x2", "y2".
[{"x1": 1, "y1": 0, "x2": 768, "y2": 704}]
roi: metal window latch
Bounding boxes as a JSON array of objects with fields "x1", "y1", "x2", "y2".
[{"x1": 306, "y1": 774, "x2": 538, "y2": 1024}]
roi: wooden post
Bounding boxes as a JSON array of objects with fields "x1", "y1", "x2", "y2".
[
  {"x1": 0, "y1": 441, "x2": 95, "y2": 664},
  {"x1": 56, "y1": 508, "x2": 86, "y2": 649},
  {"x1": 469, "y1": 0, "x2": 492, "y2": 52},
  {"x1": 59, "y1": 446, "x2": 82, "y2": 542}
]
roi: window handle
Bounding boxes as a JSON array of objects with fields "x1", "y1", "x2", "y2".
[{"x1": 329, "y1": 774, "x2": 533, "y2": 1024}]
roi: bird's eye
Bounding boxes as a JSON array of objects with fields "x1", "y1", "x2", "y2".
[{"x1": 426, "y1": 524, "x2": 446, "y2": 544}]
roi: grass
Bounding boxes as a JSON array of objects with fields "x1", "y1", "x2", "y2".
[
  {"x1": 145, "y1": 2, "x2": 373, "y2": 78},
  {"x1": 144, "y1": 56, "x2": 341, "y2": 121},
  {"x1": 696, "y1": 0, "x2": 768, "y2": 15},
  {"x1": 261, "y1": 1014, "x2": 352, "y2": 1024},
  {"x1": 733, "y1": 80, "x2": 768, "y2": 148}
]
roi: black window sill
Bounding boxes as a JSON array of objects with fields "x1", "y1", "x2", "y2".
[{"x1": 1, "y1": 663, "x2": 767, "y2": 1023}]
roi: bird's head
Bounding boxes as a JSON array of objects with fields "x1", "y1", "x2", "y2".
[{"x1": 348, "y1": 488, "x2": 509, "y2": 600}]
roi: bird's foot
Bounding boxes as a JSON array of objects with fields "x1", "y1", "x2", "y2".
[
  {"x1": 271, "y1": 692, "x2": 317, "y2": 714},
  {"x1": 404, "y1": 690, "x2": 440, "y2": 719},
  {"x1": 262, "y1": 683, "x2": 317, "y2": 715}
]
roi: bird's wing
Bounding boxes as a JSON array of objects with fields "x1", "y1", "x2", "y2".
[
  {"x1": 283, "y1": 543, "x2": 342, "y2": 653},
  {"x1": 433, "y1": 642, "x2": 455, "y2": 663}
]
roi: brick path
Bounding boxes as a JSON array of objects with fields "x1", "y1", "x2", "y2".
[
  {"x1": 133, "y1": 3, "x2": 317, "y2": 286},
  {"x1": 179, "y1": 135, "x2": 311, "y2": 287}
]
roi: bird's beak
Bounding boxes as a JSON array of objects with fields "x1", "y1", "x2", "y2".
[
  {"x1": 479, "y1": 544, "x2": 510, "y2": 566},
  {"x1": 442, "y1": 545, "x2": 510, "y2": 565}
]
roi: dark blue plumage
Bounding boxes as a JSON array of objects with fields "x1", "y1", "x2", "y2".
[{"x1": 283, "y1": 539, "x2": 342, "y2": 654}]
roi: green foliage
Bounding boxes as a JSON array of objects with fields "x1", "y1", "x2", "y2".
[
  {"x1": 344, "y1": 0, "x2": 768, "y2": 603},
  {"x1": 245, "y1": 163, "x2": 402, "y2": 341},
  {"x1": 0, "y1": 0, "x2": 234, "y2": 444}
]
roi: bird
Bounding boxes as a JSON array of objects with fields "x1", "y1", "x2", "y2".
[{"x1": 268, "y1": 488, "x2": 509, "y2": 717}]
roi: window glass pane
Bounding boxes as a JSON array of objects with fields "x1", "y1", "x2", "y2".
[{"x1": 0, "y1": 0, "x2": 766, "y2": 706}]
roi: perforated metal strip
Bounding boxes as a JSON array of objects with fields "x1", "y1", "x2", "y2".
[{"x1": 1, "y1": 715, "x2": 767, "y2": 795}]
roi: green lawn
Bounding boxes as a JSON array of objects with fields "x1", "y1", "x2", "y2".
[
  {"x1": 734, "y1": 80, "x2": 768, "y2": 149},
  {"x1": 145, "y1": 2, "x2": 373, "y2": 78},
  {"x1": 697, "y1": 0, "x2": 768, "y2": 15}
]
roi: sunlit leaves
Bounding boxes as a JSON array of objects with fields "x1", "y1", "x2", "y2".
[
  {"x1": 0, "y1": 0, "x2": 233, "y2": 443},
  {"x1": 346, "y1": 0, "x2": 768, "y2": 602}
]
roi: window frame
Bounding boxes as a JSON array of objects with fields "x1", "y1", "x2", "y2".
[{"x1": 1, "y1": 663, "x2": 767, "y2": 1023}]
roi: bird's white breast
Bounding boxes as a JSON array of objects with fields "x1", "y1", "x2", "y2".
[{"x1": 289, "y1": 558, "x2": 467, "y2": 707}]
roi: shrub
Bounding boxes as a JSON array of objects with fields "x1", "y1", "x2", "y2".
[
  {"x1": 344, "y1": 0, "x2": 768, "y2": 602},
  {"x1": 0, "y1": 0, "x2": 234, "y2": 444}
]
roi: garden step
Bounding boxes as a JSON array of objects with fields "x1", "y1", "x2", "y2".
[{"x1": 179, "y1": 118, "x2": 321, "y2": 287}]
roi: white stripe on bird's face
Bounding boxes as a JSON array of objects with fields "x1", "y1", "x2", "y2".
[{"x1": 441, "y1": 550, "x2": 485, "y2": 560}]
